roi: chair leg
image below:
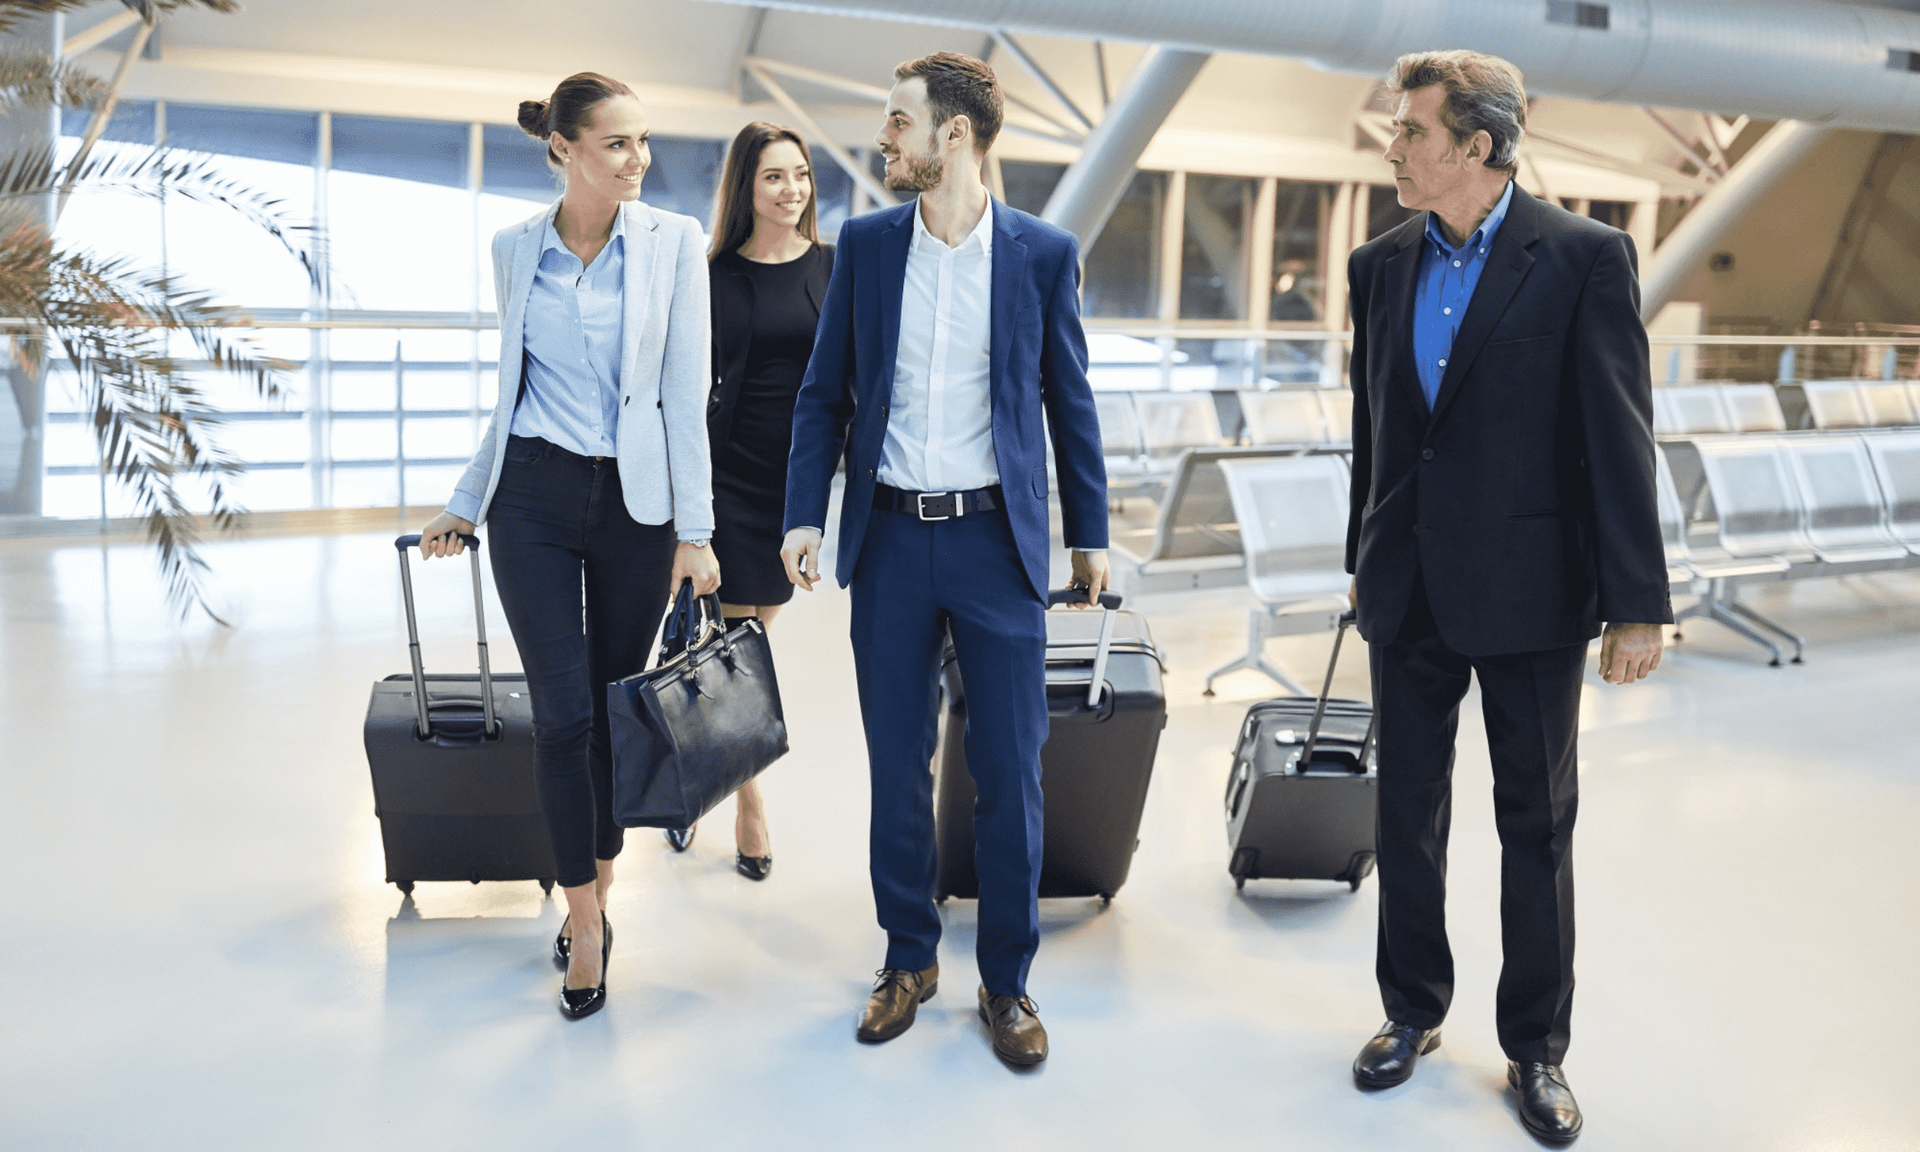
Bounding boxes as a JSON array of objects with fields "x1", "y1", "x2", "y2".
[
  {"x1": 1722, "y1": 597, "x2": 1805, "y2": 663},
  {"x1": 1203, "y1": 607, "x2": 1309, "y2": 696}
]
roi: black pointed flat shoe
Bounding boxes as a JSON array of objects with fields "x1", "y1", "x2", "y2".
[
  {"x1": 736, "y1": 852, "x2": 773, "y2": 881},
  {"x1": 664, "y1": 827, "x2": 696, "y2": 852},
  {"x1": 558, "y1": 914, "x2": 611, "y2": 1020}
]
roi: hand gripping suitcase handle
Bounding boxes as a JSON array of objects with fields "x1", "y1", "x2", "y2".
[
  {"x1": 1299, "y1": 609, "x2": 1374, "y2": 775},
  {"x1": 1047, "y1": 588, "x2": 1122, "y2": 709},
  {"x1": 393, "y1": 534, "x2": 497, "y2": 740}
]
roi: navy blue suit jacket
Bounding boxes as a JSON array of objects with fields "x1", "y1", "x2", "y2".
[{"x1": 784, "y1": 199, "x2": 1108, "y2": 598}]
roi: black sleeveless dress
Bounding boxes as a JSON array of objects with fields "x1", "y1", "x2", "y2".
[{"x1": 710, "y1": 248, "x2": 826, "y2": 605}]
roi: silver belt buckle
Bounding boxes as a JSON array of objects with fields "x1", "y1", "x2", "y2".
[{"x1": 915, "y1": 491, "x2": 957, "y2": 521}]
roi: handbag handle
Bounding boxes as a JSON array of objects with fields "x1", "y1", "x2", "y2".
[{"x1": 659, "y1": 581, "x2": 728, "y2": 664}]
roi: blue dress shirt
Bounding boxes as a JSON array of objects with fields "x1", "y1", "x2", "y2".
[
  {"x1": 509, "y1": 220, "x2": 625, "y2": 457},
  {"x1": 1411, "y1": 180, "x2": 1514, "y2": 410}
]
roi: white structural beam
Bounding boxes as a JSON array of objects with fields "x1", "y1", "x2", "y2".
[
  {"x1": 59, "y1": 16, "x2": 155, "y2": 218},
  {"x1": 61, "y1": 9, "x2": 141, "y2": 57},
  {"x1": 1638, "y1": 120, "x2": 1834, "y2": 323},
  {"x1": 989, "y1": 29, "x2": 1094, "y2": 133},
  {"x1": 1039, "y1": 46, "x2": 1210, "y2": 249}
]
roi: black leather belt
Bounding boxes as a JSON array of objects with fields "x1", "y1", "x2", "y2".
[{"x1": 872, "y1": 483, "x2": 1004, "y2": 521}]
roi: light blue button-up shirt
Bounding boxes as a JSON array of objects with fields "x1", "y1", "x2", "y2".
[
  {"x1": 1412, "y1": 180, "x2": 1514, "y2": 410},
  {"x1": 510, "y1": 220, "x2": 625, "y2": 457}
]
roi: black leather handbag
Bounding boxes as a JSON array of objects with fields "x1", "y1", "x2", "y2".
[{"x1": 608, "y1": 586, "x2": 789, "y2": 829}]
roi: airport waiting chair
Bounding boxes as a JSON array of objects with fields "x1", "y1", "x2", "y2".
[
  {"x1": 1778, "y1": 435, "x2": 1911, "y2": 568},
  {"x1": 1202, "y1": 455, "x2": 1352, "y2": 695},
  {"x1": 1318, "y1": 389, "x2": 1355, "y2": 445},
  {"x1": 1664, "y1": 385, "x2": 1734, "y2": 435},
  {"x1": 1238, "y1": 390, "x2": 1327, "y2": 447},
  {"x1": 1096, "y1": 392, "x2": 1153, "y2": 499},
  {"x1": 1908, "y1": 383, "x2": 1920, "y2": 425},
  {"x1": 1863, "y1": 431, "x2": 1920, "y2": 553},
  {"x1": 1683, "y1": 436, "x2": 1815, "y2": 663},
  {"x1": 1650, "y1": 389, "x2": 1681, "y2": 436},
  {"x1": 1803, "y1": 381, "x2": 1870, "y2": 429},
  {"x1": 1659, "y1": 446, "x2": 1800, "y2": 665},
  {"x1": 1109, "y1": 447, "x2": 1298, "y2": 596},
  {"x1": 1134, "y1": 392, "x2": 1225, "y2": 462},
  {"x1": 1719, "y1": 384, "x2": 1788, "y2": 432},
  {"x1": 1857, "y1": 382, "x2": 1918, "y2": 427}
]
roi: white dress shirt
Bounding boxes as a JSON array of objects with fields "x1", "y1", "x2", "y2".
[{"x1": 877, "y1": 198, "x2": 999, "y2": 493}]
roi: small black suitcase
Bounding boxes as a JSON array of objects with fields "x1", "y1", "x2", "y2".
[
  {"x1": 934, "y1": 591, "x2": 1167, "y2": 903},
  {"x1": 1224, "y1": 610, "x2": 1378, "y2": 892},
  {"x1": 363, "y1": 533, "x2": 556, "y2": 895}
]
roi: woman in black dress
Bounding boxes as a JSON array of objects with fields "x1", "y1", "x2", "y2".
[{"x1": 665, "y1": 122, "x2": 833, "y2": 879}]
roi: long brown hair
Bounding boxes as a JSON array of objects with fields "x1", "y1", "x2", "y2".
[{"x1": 709, "y1": 121, "x2": 818, "y2": 261}]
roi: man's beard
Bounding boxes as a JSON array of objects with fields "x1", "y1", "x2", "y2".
[{"x1": 885, "y1": 144, "x2": 943, "y2": 192}]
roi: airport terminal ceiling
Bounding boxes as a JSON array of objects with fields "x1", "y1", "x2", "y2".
[{"x1": 47, "y1": 0, "x2": 1920, "y2": 332}]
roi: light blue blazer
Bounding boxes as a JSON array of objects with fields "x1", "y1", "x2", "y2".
[{"x1": 448, "y1": 199, "x2": 714, "y2": 538}]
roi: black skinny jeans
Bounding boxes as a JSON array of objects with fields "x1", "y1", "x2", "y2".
[{"x1": 486, "y1": 435, "x2": 676, "y2": 889}]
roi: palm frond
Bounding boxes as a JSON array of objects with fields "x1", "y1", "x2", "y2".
[
  {"x1": 0, "y1": 142, "x2": 323, "y2": 290},
  {"x1": 0, "y1": 46, "x2": 107, "y2": 111},
  {"x1": 0, "y1": 1, "x2": 240, "y2": 38},
  {"x1": 1, "y1": 227, "x2": 295, "y2": 623}
]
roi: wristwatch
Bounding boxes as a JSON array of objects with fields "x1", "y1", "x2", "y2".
[{"x1": 686, "y1": 538, "x2": 710, "y2": 548}]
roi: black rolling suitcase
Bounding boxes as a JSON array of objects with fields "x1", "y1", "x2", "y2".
[
  {"x1": 934, "y1": 591, "x2": 1167, "y2": 904},
  {"x1": 1224, "y1": 610, "x2": 1378, "y2": 892},
  {"x1": 363, "y1": 533, "x2": 556, "y2": 895}
]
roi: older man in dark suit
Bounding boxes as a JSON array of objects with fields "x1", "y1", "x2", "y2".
[{"x1": 1343, "y1": 50, "x2": 1671, "y2": 1142}]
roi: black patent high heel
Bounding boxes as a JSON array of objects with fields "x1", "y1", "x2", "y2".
[
  {"x1": 553, "y1": 915, "x2": 570, "y2": 968},
  {"x1": 664, "y1": 826, "x2": 696, "y2": 852},
  {"x1": 735, "y1": 851, "x2": 774, "y2": 881},
  {"x1": 559, "y1": 914, "x2": 610, "y2": 1020}
]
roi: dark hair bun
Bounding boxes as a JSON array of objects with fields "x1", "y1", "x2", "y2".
[{"x1": 517, "y1": 100, "x2": 550, "y2": 137}]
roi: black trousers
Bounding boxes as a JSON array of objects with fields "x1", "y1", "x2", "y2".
[
  {"x1": 486, "y1": 436, "x2": 677, "y2": 890},
  {"x1": 1369, "y1": 574, "x2": 1587, "y2": 1066}
]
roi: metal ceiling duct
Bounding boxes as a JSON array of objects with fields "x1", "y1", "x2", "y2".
[{"x1": 711, "y1": 0, "x2": 1920, "y2": 132}]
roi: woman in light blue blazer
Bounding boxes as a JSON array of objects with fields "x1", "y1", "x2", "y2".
[{"x1": 418, "y1": 72, "x2": 718, "y2": 1020}]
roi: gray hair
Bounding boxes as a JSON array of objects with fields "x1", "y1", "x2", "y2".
[{"x1": 1387, "y1": 50, "x2": 1528, "y2": 173}]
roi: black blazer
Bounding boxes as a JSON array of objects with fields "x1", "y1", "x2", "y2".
[
  {"x1": 705, "y1": 242, "x2": 835, "y2": 457},
  {"x1": 1344, "y1": 185, "x2": 1672, "y2": 657}
]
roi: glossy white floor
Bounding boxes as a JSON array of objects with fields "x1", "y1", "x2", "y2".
[{"x1": 2, "y1": 518, "x2": 1917, "y2": 1152}]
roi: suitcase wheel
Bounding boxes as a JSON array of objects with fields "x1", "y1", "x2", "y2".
[
  {"x1": 1229, "y1": 847, "x2": 1259, "y2": 890},
  {"x1": 1098, "y1": 892, "x2": 1113, "y2": 906},
  {"x1": 539, "y1": 879, "x2": 555, "y2": 895},
  {"x1": 467, "y1": 870, "x2": 481, "y2": 885},
  {"x1": 394, "y1": 880, "x2": 415, "y2": 895},
  {"x1": 1235, "y1": 876, "x2": 1246, "y2": 891},
  {"x1": 1342, "y1": 851, "x2": 1377, "y2": 892}
]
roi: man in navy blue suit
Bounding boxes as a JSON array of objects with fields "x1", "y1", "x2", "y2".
[{"x1": 779, "y1": 52, "x2": 1108, "y2": 1067}]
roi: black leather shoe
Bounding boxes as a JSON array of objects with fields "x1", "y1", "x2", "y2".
[
  {"x1": 1353, "y1": 1020, "x2": 1442, "y2": 1088},
  {"x1": 1509, "y1": 1061, "x2": 1583, "y2": 1143},
  {"x1": 664, "y1": 827, "x2": 696, "y2": 852},
  {"x1": 735, "y1": 852, "x2": 773, "y2": 881},
  {"x1": 552, "y1": 914, "x2": 609, "y2": 968},
  {"x1": 558, "y1": 914, "x2": 611, "y2": 1020}
]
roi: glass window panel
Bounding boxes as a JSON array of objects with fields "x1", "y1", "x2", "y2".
[
  {"x1": 42, "y1": 421, "x2": 96, "y2": 469},
  {"x1": 1083, "y1": 171, "x2": 1163, "y2": 320},
  {"x1": 331, "y1": 114, "x2": 467, "y2": 188},
  {"x1": 214, "y1": 418, "x2": 309, "y2": 464},
  {"x1": 1367, "y1": 184, "x2": 1417, "y2": 240},
  {"x1": 1261, "y1": 338, "x2": 1330, "y2": 386},
  {"x1": 403, "y1": 465, "x2": 468, "y2": 507},
  {"x1": 1270, "y1": 180, "x2": 1331, "y2": 322},
  {"x1": 166, "y1": 104, "x2": 319, "y2": 168},
  {"x1": 331, "y1": 418, "x2": 399, "y2": 461},
  {"x1": 641, "y1": 136, "x2": 724, "y2": 225},
  {"x1": 225, "y1": 466, "x2": 313, "y2": 512},
  {"x1": 329, "y1": 165, "x2": 473, "y2": 312},
  {"x1": 1001, "y1": 160, "x2": 1065, "y2": 216},
  {"x1": 52, "y1": 179, "x2": 165, "y2": 275},
  {"x1": 187, "y1": 367, "x2": 284, "y2": 413},
  {"x1": 397, "y1": 370, "x2": 478, "y2": 411},
  {"x1": 1180, "y1": 174, "x2": 1256, "y2": 322},
  {"x1": 60, "y1": 97, "x2": 156, "y2": 143},
  {"x1": 328, "y1": 465, "x2": 399, "y2": 509},
  {"x1": 329, "y1": 369, "x2": 396, "y2": 412},
  {"x1": 811, "y1": 152, "x2": 853, "y2": 241},
  {"x1": 160, "y1": 149, "x2": 318, "y2": 311},
  {"x1": 402, "y1": 417, "x2": 481, "y2": 461},
  {"x1": 482, "y1": 123, "x2": 556, "y2": 202}
]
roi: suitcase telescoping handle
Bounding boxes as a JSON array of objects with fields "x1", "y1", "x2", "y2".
[
  {"x1": 1046, "y1": 588, "x2": 1123, "y2": 709},
  {"x1": 393, "y1": 533, "x2": 497, "y2": 741},
  {"x1": 1298, "y1": 609, "x2": 1378, "y2": 775}
]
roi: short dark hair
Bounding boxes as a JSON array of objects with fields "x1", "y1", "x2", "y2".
[
  {"x1": 1387, "y1": 50, "x2": 1528, "y2": 174},
  {"x1": 893, "y1": 52, "x2": 1003, "y2": 154},
  {"x1": 517, "y1": 72, "x2": 634, "y2": 168},
  {"x1": 709, "y1": 121, "x2": 819, "y2": 261}
]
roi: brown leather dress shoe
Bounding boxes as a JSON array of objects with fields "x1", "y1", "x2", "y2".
[
  {"x1": 977, "y1": 986, "x2": 1048, "y2": 1066},
  {"x1": 855, "y1": 965, "x2": 938, "y2": 1043}
]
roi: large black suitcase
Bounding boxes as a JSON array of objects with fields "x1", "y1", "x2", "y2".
[
  {"x1": 363, "y1": 534, "x2": 556, "y2": 895},
  {"x1": 1224, "y1": 611, "x2": 1378, "y2": 892},
  {"x1": 934, "y1": 591, "x2": 1167, "y2": 904}
]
